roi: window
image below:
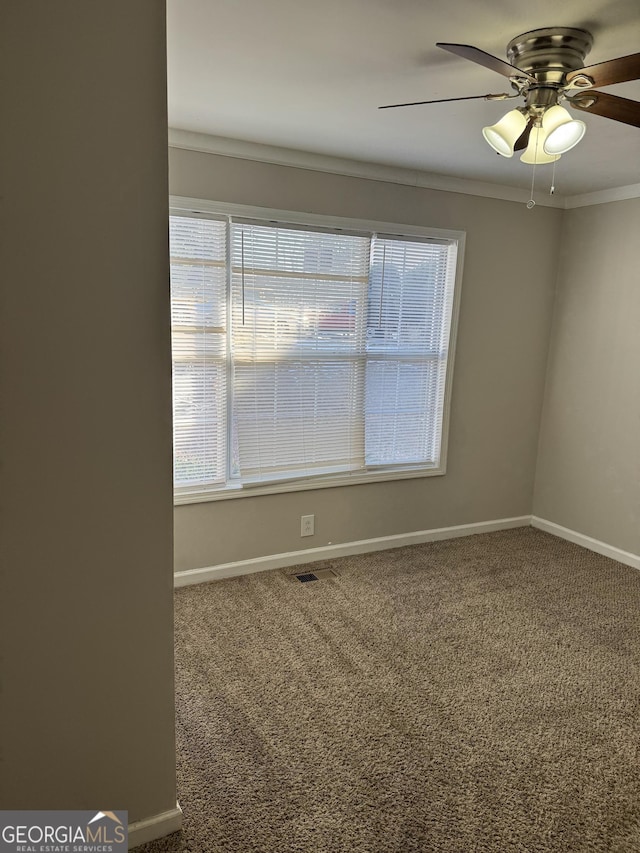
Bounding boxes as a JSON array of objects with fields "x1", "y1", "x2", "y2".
[{"x1": 170, "y1": 200, "x2": 463, "y2": 502}]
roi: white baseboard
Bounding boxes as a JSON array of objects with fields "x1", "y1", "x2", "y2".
[
  {"x1": 531, "y1": 516, "x2": 640, "y2": 571},
  {"x1": 128, "y1": 802, "x2": 182, "y2": 849},
  {"x1": 174, "y1": 516, "x2": 531, "y2": 587}
]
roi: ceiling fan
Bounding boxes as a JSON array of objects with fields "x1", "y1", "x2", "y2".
[{"x1": 380, "y1": 28, "x2": 640, "y2": 164}]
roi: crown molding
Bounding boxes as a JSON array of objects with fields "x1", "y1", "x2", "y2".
[
  {"x1": 563, "y1": 183, "x2": 640, "y2": 209},
  {"x1": 169, "y1": 129, "x2": 639, "y2": 210},
  {"x1": 168, "y1": 128, "x2": 565, "y2": 208}
]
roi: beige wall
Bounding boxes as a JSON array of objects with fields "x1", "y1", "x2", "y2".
[
  {"x1": 170, "y1": 148, "x2": 562, "y2": 571},
  {"x1": 0, "y1": 3, "x2": 176, "y2": 821},
  {"x1": 533, "y1": 198, "x2": 640, "y2": 554}
]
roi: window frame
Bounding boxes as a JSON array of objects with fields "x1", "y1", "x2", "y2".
[{"x1": 170, "y1": 196, "x2": 466, "y2": 505}]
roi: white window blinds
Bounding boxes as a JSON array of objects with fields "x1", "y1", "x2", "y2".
[
  {"x1": 169, "y1": 208, "x2": 461, "y2": 499},
  {"x1": 230, "y1": 221, "x2": 370, "y2": 484},
  {"x1": 365, "y1": 235, "x2": 457, "y2": 468},
  {"x1": 170, "y1": 215, "x2": 227, "y2": 490}
]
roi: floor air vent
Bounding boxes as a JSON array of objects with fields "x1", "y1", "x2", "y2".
[{"x1": 286, "y1": 568, "x2": 339, "y2": 583}]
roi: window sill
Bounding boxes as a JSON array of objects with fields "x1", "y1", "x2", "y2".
[{"x1": 174, "y1": 464, "x2": 446, "y2": 505}]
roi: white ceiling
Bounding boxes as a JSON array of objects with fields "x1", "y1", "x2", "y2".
[{"x1": 167, "y1": 0, "x2": 640, "y2": 197}]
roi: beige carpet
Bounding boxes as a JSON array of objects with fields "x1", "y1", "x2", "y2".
[{"x1": 140, "y1": 527, "x2": 640, "y2": 852}]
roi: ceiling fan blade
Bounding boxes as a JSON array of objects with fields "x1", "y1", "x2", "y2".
[
  {"x1": 566, "y1": 52, "x2": 640, "y2": 89},
  {"x1": 513, "y1": 118, "x2": 534, "y2": 151},
  {"x1": 436, "y1": 43, "x2": 536, "y2": 83},
  {"x1": 568, "y1": 90, "x2": 640, "y2": 127},
  {"x1": 379, "y1": 93, "x2": 511, "y2": 109}
]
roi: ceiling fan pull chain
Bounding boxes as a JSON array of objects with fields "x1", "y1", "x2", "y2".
[
  {"x1": 527, "y1": 143, "x2": 537, "y2": 209},
  {"x1": 550, "y1": 158, "x2": 558, "y2": 195}
]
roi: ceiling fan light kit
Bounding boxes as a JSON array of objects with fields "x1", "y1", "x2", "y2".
[
  {"x1": 484, "y1": 102, "x2": 586, "y2": 164},
  {"x1": 380, "y1": 27, "x2": 639, "y2": 192}
]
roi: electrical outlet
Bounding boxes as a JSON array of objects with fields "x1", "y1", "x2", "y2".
[{"x1": 300, "y1": 514, "x2": 315, "y2": 537}]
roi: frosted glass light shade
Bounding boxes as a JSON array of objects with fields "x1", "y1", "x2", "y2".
[
  {"x1": 520, "y1": 126, "x2": 561, "y2": 164},
  {"x1": 542, "y1": 105, "x2": 586, "y2": 154},
  {"x1": 482, "y1": 109, "x2": 527, "y2": 157}
]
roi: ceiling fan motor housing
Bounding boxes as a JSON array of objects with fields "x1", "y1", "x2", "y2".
[{"x1": 507, "y1": 28, "x2": 593, "y2": 85}]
